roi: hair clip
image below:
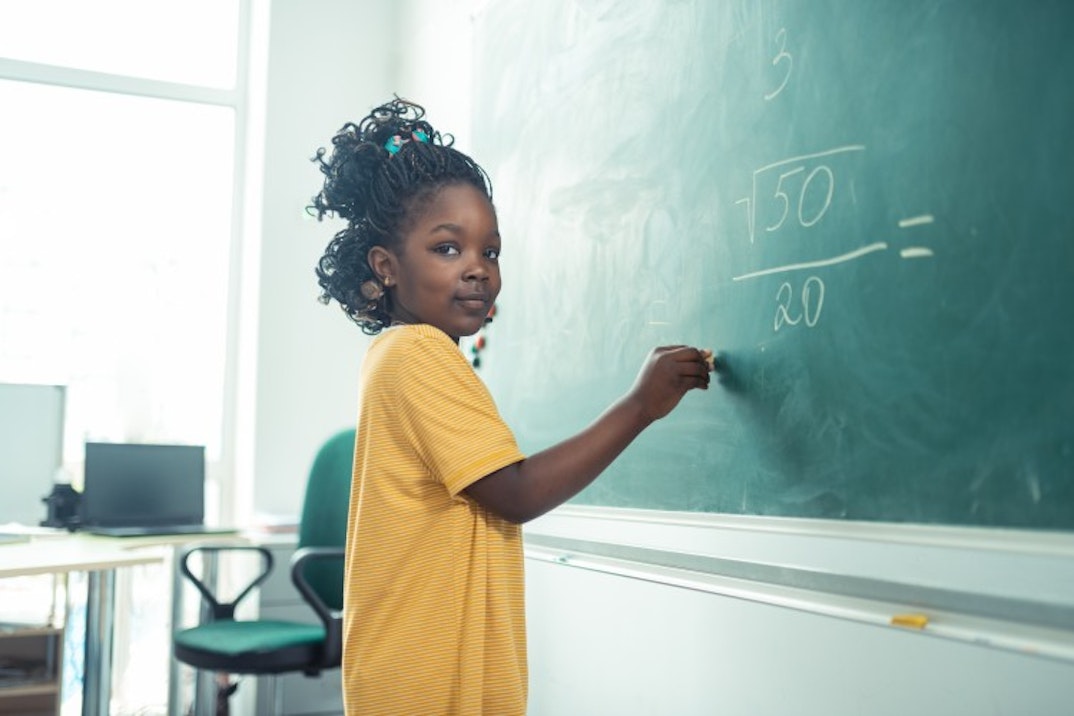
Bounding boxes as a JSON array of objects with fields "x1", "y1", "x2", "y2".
[{"x1": 384, "y1": 129, "x2": 430, "y2": 156}]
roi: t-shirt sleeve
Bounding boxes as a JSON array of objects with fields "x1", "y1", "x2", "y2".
[{"x1": 395, "y1": 331, "x2": 525, "y2": 498}]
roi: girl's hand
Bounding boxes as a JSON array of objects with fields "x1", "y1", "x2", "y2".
[{"x1": 627, "y1": 346, "x2": 714, "y2": 422}]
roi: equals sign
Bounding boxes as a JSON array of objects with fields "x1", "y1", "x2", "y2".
[{"x1": 897, "y1": 214, "x2": 934, "y2": 258}]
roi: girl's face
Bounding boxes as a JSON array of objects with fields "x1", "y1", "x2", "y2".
[{"x1": 375, "y1": 183, "x2": 501, "y2": 341}]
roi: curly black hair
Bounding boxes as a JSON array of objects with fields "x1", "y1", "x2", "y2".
[{"x1": 309, "y1": 97, "x2": 493, "y2": 334}]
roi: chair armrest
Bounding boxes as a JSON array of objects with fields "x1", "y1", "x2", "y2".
[
  {"x1": 291, "y1": 546, "x2": 345, "y2": 668},
  {"x1": 179, "y1": 544, "x2": 274, "y2": 621}
]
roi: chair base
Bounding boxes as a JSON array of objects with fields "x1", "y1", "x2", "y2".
[{"x1": 188, "y1": 673, "x2": 277, "y2": 716}]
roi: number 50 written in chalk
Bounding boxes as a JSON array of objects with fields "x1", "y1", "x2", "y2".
[
  {"x1": 765, "y1": 164, "x2": 835, "y2": 233},
  {"x1": 735, "y1": 145, "x2": 864, "y2": 244}
]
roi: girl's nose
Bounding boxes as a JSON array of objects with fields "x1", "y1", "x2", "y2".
[{"x1": 463, "y1": 255, "x2": 490, "y2": 281}]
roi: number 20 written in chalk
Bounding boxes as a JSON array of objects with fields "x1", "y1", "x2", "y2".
[{"x1": 774, "y1": 276, "x2": 825, "y2": 331}]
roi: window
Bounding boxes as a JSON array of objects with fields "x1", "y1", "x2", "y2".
[
  {"x1": 0, "y1": 0, "x2": 240, "y2": 88},
  {"x1": 0, "y1": 4, "x2": 260, "y2": 713},
  {"x1": 0, "y1": 0, "x2": 249, "y2": 471}
]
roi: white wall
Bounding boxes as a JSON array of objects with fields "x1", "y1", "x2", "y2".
[
  {"x1": 394, "y1": 0, "x2": 482, "y2": 147},
  {"x1": 251, "y1": 0, "x2": 399, "y2": 518},
  {"x1": 251, "y1": 0, "x2": 484, "y2": 519}
]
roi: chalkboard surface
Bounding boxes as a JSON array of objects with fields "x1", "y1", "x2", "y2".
[{"x1": 471, "y1": 0, "x2": 1074, "y2": 528}]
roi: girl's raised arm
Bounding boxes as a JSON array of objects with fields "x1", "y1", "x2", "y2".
[{"x1": 464, "y1": 345, "x2": 714, "y2": 523}]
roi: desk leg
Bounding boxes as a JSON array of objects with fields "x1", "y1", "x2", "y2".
[
  {"x1": 83, "y1": 569, "x2": 115, "y2": 716},
  {"x1": 194, "y1": 551, "x2": 220, "y2": 716},
  {"x1": 168, "y1": 546, "x2": 183, "y2": 716}
]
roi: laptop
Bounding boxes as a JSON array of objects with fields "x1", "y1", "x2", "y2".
[{"x1": 81, "y1": 442, "x2": 235, "y2": 537}]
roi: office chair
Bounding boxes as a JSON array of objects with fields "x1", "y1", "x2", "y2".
[{"x1": 173, "y1": 429, "x2": 354, "y2": 714}]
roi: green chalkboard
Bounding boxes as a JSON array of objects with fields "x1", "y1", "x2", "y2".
[{"x1": 471, "y1": 0, "x2": 1074, "y2": 528}]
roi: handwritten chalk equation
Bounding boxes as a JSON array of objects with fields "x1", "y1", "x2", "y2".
[{"x1": 731, "y1": 27, "x2": 935, "y2": 333}]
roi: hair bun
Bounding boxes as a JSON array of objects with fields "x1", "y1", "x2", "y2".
[{"x1": 310, "y1": 98, "x2": 441, "y2": 224}]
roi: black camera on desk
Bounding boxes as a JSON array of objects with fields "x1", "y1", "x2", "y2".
[{"x1": 41, "y1": 483, "x2": 81, "y2": 530}]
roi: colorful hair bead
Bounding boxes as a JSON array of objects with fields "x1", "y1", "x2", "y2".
[{"x1": 384, "y1": 129, "x2": 430, "y2": 156}]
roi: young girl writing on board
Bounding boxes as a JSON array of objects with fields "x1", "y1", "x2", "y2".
[{"x1": 310, "y1": 98, "x2": 714, "y2": 715}]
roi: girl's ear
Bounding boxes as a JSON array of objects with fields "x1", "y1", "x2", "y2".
[{"x1": 367, "y1": 246, "x2": 396, "y2": 285}]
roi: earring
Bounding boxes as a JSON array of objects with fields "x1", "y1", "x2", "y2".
[{"x1": 360, "y1": 280, "x2": 384, "y2": 301}]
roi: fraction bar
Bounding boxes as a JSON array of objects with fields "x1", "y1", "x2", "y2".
[
  {"x1": 900, "y1": 247, "x2": 934, "y2": 258},
  {"x1": 732, "y1": 242, "x2": 889, "y2": 281}
]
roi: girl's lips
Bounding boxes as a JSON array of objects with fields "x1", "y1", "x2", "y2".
[{"x1": 456, "y1": 297, "x2": 489, "y2": 311}]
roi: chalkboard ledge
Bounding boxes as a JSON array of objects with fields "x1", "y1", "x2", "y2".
[{"x1": 526, "y1": 506, "x2": 1074, "y2": 607}]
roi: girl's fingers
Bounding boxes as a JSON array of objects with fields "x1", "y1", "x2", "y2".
[
  {"x1": 660, "y1": 346, "x2": 713, "y2": 364},
  {"x1": 666, "y1": 346, "x2": 716, "y2": 374},
  {"x1": 649, "y1": 345, "x2": 716, "y2": 391}
]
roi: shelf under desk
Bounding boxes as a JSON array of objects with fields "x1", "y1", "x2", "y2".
[{"x1": 1, "y1": 533, "x2": 165, "y2": 716}]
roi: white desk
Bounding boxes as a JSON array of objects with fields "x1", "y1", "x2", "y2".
[
  {"x1": 0, "y1": 534, "x2": 163, "y2": 579},
  {"x1": 0, "y1": 532, "x2": 166, "y2": 716}
]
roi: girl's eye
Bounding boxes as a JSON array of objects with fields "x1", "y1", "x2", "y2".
[
  {"x1": 485, "y1": 247, "x2": 500, "y2": 260},
  {"x1": 433, "y1": 244, "x2": 460, "y2": 256}
]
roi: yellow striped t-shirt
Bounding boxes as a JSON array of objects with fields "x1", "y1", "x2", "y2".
[{"x1": 343, "y1": 324, "x2": 527, "y2": 715}]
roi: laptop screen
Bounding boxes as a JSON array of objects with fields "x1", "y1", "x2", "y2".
[{"x1": 82, "y1": 442, "x2": 206, "y2": 528}]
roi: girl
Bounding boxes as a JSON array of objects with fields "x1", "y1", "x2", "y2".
[{"x1": 310, "y1": 98, "x2": 713, "y2": 715}]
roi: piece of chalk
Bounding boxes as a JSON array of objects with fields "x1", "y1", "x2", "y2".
[
  {"x1": 890, "y1": 613, "x2": 929, "y2": 629},
  {"x1": 701, "y1": 348, "x2": 715, "y2": 372}
]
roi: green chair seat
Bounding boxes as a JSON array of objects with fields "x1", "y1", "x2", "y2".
[{"x1": 175, "y1": 619, "x2": 325, "y2": 655}]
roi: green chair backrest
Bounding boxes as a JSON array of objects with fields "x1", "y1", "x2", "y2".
[{"x1": 296, "y1": 428, "x2": 354, "y2": 612}]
